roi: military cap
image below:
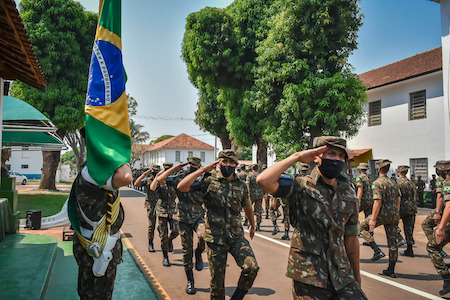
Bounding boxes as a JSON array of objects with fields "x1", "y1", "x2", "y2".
[
  {"x1": 250, "y1": 163, "x2": 258, "y2": 170},
  {"x1": 396, "y1": 165, "x2": 410, "y2": 173},
  {"x1": 313, "y1": 136, "x2": 348, "y2": 159},
  {"x1": 152, "y1": 164, "x2": 161, "y2": 171},
  {"x1": 375, "y1": 159, "x2": 392, "y2": 169},
  {"x1": 218, "y1": 149, "x2": 239, "y2": 164},
  {"x1": 357, "y1": 162, "x2": 369, "y2": 170},
  {"x1": 187, "y1": 156, "x2": 202, "y2": 167},
  {"x1": 434, "y1": 160, "x2": 446, "y2": 169},
  {"x1": 440, "y1": 160, "x2": 450, "y2": 171},
  {"x1": 298, "y1": 163, "x2": 309, "y2": 171},
  {"x1": 163, "y1": 162, "x2": 173, "y2": 168},
  {"x1": 262, "y1": 164, "x2": 267, "y2": 169}
]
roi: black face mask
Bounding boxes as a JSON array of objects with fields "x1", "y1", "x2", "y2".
[
  {"x1": 437, "y1": 169, "x2": 445, "y2": 178},
  {"x1": 151, "y1": 171, "x2": 158, "y2": 177},
  {"x1": 318, "y1": 157, "x2": 345, "y2": 179},
  {"x1": 186, "y1": 166, "x2": 198, "y2": 174},
  {"x1": 220, "y1": 165, "x2": 235, "y2": 178}
]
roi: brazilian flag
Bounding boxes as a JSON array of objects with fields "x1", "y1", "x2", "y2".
[{"x1": 85, "y1": 0, "x2": 130, "y2": 187}]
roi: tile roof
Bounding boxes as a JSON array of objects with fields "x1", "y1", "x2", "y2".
[
  {"x1": 0, "y1": 0, "x2": 46, "y2": 91},
  {"x1": 358, "y1": 47, "x2": 442, "y2": 89},
  {"x1": 146, "y1": 133, "x2": 214, "y2": 152},
  {"x1": 348, "y1": 149, "x2": 372, "y2": 160}
]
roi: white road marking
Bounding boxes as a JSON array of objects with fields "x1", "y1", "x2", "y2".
[{"x1": 245, "y1": 229, "x2": 443, "y2": 300}]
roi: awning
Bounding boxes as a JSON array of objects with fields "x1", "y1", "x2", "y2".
[
  {"x1": 2, "y1": 131, "x2": 62, "y2": 149},
  {"x1": 348, "y1": 149, "x2": 372, "y2": 160}
]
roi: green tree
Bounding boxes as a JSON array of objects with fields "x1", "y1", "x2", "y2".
[
  {"x1": 60, "y1": 150, "x2": 76, "y2": 170},
  {"x1": 127, "y1": 94, "x2": 138, "y2": 118},
  {"x1": 11, "y1": 0, "x2": 97, "y2": 189},
  {"x1": 150, "y1": 135, "x2": 174, "y2": 145},
  {"x1": 254, "y1": 0, "x2": 367, "y2": 159},
  {"x1": 130, "y1": 119, "x2": 150, "y2": 145}
]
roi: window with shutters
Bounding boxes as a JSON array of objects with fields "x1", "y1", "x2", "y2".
[
  {"x1": 410, "y1": 158, "x2": 428, "y2": 182},
  {"x1": 175, "y1": 151, "x2": 180, "y2": 162},
  {"x1": 188, "y1": 151, "x2": 193, "y2": 158},
  {"x1": 409, "y1": 90, "x2": 426, "y2": 120},
  {"x1": 368, "y1": 100, "x2": 381, "y2": 126},
  {"x1": 200, "y1": 151, "x2": 206, "y2": 162}
]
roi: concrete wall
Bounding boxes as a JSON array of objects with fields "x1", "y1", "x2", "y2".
[
  {"x1": 347, "y1": 71, "x2": 445, "y2": 182},
  {"x1": 6, "y1": 147, "x2": 42, "y2": 179},
  {"x1": 440, "y1": 0, "x2": 450, "y2": 159}
]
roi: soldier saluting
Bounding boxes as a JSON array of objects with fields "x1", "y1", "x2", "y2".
[{"x1": 257, "y1": 136, "x2": 366, "y2": 299}]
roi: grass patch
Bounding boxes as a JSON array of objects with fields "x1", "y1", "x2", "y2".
[
  {"x1": 26, "y1": 179, "x2": 41, "y2": 185},
  {"x1": 18, "y1": 194, "x2": 68, "y2": 219}
]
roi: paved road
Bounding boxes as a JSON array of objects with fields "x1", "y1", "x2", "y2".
[{"x1": 120, "y1": 187, "x2": 450, "y2": 299}]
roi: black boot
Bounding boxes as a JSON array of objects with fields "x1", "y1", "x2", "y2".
[
  {"x1": 265, "y1": 211, "x2": 269, "y2": 219},
  {"x1": 382, "y1": 261, "x2": 397, "y2": 278},
  {"x1": 185, "y1": 269, "x2": 197, "y2": 294},
  {"x1": 440, "y1": 274, "x2": 450, "y2": 296},
  {"x1": 281, "y1": 230, "x2": 290, "y2": 240},
  {"x1": 400, "y1": 244, "x2": 414, "y2": 257},
  {"x1": 369, "y1": 242, "x2": 385, "y2": 261},
  {"x1": 148, "y1": 240, "x2": 155, "y2": 252},
  {"x1": 272, "y1": 221, "x2": 280, "y2": 235},
  {"x1": 442, "y1": 250, "x2": 448, "y2": 258},
  {"x1": 255, "y1": 223, "x2": 260, "y2": 232},
  {"x1": 231, "y1": 288, "x2": 248, "y2": 300},
  {"x1": 168, "y1": 239, "x2": 174, "y2": 252},
  {"x1": 162, "y1": 251, "x2": 171, "y2": 267},
  {"x1": 397, "y1": 233, "x2": 406, "y2": 247},
  {"x1": 195, "y1": 248, "x2": 203, "y2": 271}
]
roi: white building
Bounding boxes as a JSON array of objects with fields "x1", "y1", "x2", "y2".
[
  {"x1": 347, "y1": 47, "x2": 446, "y2": 180},
  {"x1": 6, "y1": 146, "x2": 42, "y2": 178},
  {"x1": 135, "y1": 133, "x2": 215, "y2": 169}
]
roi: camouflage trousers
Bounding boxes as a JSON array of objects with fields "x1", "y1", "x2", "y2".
[
  {"x1": 270, "y1": 198, "x2": 290, "y2": 231},
  {"x1": 206, "y1": 237, "x2": 259, "y2": 300},
  {"x1": 292, "y1": 278, "x2": 367, "y2": 300},
  {"x1": 251, "y1": 196, "x2": 263, "y2": 225},
  {"x1": 73, "y1": 234, "x2": 123, "y2": 300},
  {"x1": 146, "y1": 201, "x2": 157, "y2": 241},
  {"x1": 158, "y1": 216, "x2": 179, "y2": 252},
  {"x1": 422, "y1": 210, "x2": 438, "y2": 243},
  {"x1": 264, "y1": 194, "x2": 270, "y2": 215},
  {"x1": 179, "y1": 220, "x2": 206, "y2": 271},
  {"x1": 359, "y1": 205, "x2": 372, "y2": 219},
  {"x1": 399, "y1": 214, "x2": 415, "y2": 245},
  {"x1": 360, "y1": 215, "x2": 398, "y2": 262},
  {"x1": 426, "y1": 221, "x2": 450, "y2": 277}
]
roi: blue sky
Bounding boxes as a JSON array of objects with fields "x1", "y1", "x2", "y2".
[{"x1": 26, "y1": 0, "x2": 444, "y2": 147}]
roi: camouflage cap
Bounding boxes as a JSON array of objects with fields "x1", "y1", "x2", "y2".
[
  {"x1": 250, "y1": 163, "x2": 258, "y2": 170},
  {"x1": 396, "y1": 165, "x2": 410, "y2": 173},
  {"x1": 313, "y1": 136, "x2": 348, "y2": 159},
  {"x1": 152, "y1": 164, "x2": 161, "y2": 171},
  {"x1": 218, "y1": 149, "x2": 239, "y2": 164},
  {"x1": 375, "y1": 159, "x2": 392, "y2": 169},
  {"x1": 298, "y1": 163, "x2": 309, "y2": 171},
  {"x1": 262, "y1": 164, "x2": 267, "y2": 169},
  {"x1": 187, "y1": 156, "x2": 202, "y2": 167},
  {"x1": 434, "y1": 160, "x2": 446, "y2": 169},
  {"x1": 163, "y1": 162, "x2": 173, "y2": 168},
  {"x1": 357, "y1": 162, "x2": 369, "y2": 170},
  {"x1": 440, "y1": 160, "x2": 450, "y2": 171}
]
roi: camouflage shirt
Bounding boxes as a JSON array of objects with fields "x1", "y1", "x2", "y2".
[
  {"x1": 246, "y1": 170, "x2": 265, "y2": 200},
  {"x1": 155, "y1": 182, "x2": 178, "y2": 218},
  {"x1": 141, "y1": 175, "x2": 158, "y2": 206},
  {"x1": 436, "y1": 176, "x2": 445, "y2": 194},
  {"x1": 276, "y1": 168, "x2": 359, "y2": 291},
  {"x1": 372, "y1": 176, "x2": 400, "y2": 224},
  {"x1": 442, "y1": 178, "x2": 450, "y2": 203},
  {"x1": 355, "y1": 173, "x2": 373, "y2": 211},
  {"x1": 169, "y1": 171, "x2": 205, "y2": 224},
  {"x1": 201, "y1": 172, "x2": 251, "y2": 245},
  {"x1": 237, "y1": 171, "x2": 247, "y2": 181},
  {"x1": 397, "y1": 177, "x2": 417, "y2": 217}
]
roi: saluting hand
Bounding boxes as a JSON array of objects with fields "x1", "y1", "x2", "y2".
[
  {"x1": 175, "y1": 162, "x2": 189, "y2": 171},
  {"x1": 296, "y1": 145, "x2": 328, "y2": 163},
  {"x1": 203, "y1": 160, "x2": 220, "y2": 173}
]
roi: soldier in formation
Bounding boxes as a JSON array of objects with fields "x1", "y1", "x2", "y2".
[
  {"x1": 355, "y1": 162, "x2": 373, "y2": 218},
  {"x1": 246, "y1": 164, "x2": 265, "y2": 231},
  {"x1": 427, "y1": 160, "x2": 450, "y2": 296},
  {"x1": 396, "y1": 165, "x2": 417, "y2": 257},
  {"x1": 257, "y1": 136, "x2": 366, "y2": 299},
  {"x1": 178, "y1": 150, "x2": 259, "y2": 300},
  {"x1": 157, "y1": 157, "x2": 206, "y2": 294},
  {"x1": 360, "y1": 159, "x2": 400, "y2": 278},
  {"x1": 134, "y1": 165, "x2": 161, "y2": 253},
  {"x1": 150, "y1": 162, "x2": 179, "y2": 267}
]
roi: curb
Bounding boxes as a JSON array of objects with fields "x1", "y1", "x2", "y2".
[{"x1": 120, "y1": 230, "x2": 171, "y2": 300}]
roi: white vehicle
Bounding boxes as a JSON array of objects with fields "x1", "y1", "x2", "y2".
[{"x1": 9, "y1": 171, "x2": 28, "y2": 185}]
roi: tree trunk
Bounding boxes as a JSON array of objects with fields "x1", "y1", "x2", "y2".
[
  {"x1": 65, "y1": 131, "x2": 86, "y2": 172},
  {"x1": 39, "y1": 151, "x2": 61, "y2": 190},
  {"x1": 219, "y1": 134, "x2": 232, "y2": 150},
  {"x1": 256, "y1": 135, "x2": 268, "y2": 168}
]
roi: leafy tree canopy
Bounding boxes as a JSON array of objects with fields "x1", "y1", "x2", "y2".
[{"x1": 150, "y1": 135, "x2": 174, "y2": 145}]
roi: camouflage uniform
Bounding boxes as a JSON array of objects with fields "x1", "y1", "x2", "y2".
[
  {"x1": 275, "y1": 168, "x2": 366, "y2": 298},
  {"x1": 246, "y1": 167, "x2": 264, "y2": 227},
  {"x1": 170, "y1": 171, "x2": 206, "y2": 271},
  {"x1": 397, "y1": 175, "x2": 417, "y2": 246},
  {"x1": 72, "y1": 172, "x2": 124, "y2": 300},
  {"x1": 140, "y1": 174, "x2": 158, "y2": 243},
  {"x1": 156, "y1": 181, "x2": 179, "y2": 252},
  {"x1": 270, "y1": 197, "x2": 290, "y2": 231},
  {"x1": 355, "y1": 173, "x2": 373, "y2": 218},
  {"x1": 422, "y1": 175, "x2": 445, "y2": 242},
  {"x1": 201, "y1": 171, "x2": 259, "y2": 299},
  {"x1": 360, "y1": 176, "x2": 400, "y2": 262},
  {"x1": 427, "y1": 177, "x2": 450, "y2": 277}
]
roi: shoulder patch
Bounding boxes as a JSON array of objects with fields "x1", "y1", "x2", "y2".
[
  {"x1": 355, "y1": 177, "x2": 360, "y2": 182},
  {"x1": 437, "y1": 181, "x2": 442, "y2": 186},
  {"x1": 371, "y1": 184, "x2": 376, "y2": 190},
  {"x1": 444, "y1": 186, "x2": 450, "y2": 192}
]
